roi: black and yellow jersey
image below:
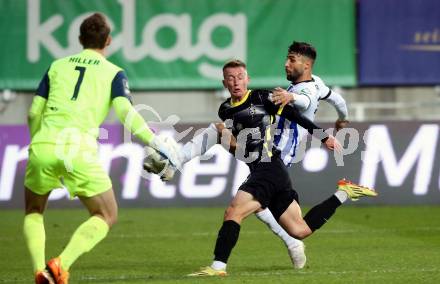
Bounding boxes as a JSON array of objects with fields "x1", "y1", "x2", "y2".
[{"x1": 218, "y1": 89, "x2": 327, "y2": 165}]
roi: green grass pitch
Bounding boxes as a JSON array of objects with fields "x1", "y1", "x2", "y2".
[{"x1": 1, "y1": 206, "x2": 440, "y2": 283}]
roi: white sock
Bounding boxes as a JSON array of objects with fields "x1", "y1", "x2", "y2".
[
  {"x1": 255, "y1": 208, "x2": 302, "y2": 248},
  {"x1": 211, "y1": 260, "x2": 227, "y2": 270},
  {"x1": 181, "y1": 123, "x2": 218, "y2": 164},
  {"x1": 334, "y1": 191, "x2": 348, "y2": 203}
]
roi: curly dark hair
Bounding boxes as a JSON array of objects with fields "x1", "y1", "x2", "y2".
[
  {"x1": 79, "y1": 13, "x2": 110, "y2": 49},
  {"x1": 288, "y1": 41, "x2": 317, "y2": 61}
]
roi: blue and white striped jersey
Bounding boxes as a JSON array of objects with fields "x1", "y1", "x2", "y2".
[{"x1": 273, "y1": 75, "x2": 347, "y2": 167}]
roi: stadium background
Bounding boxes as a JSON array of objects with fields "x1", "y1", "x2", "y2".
[
  {"x1": 1, "y1": 0, "x2": 440, "y2": 208},
  {"x1": 1, "y1": 1, "x2": 440, "y2": 283}
]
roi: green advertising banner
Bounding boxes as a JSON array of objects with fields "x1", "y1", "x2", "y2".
[{"x1": 0, "y1": 0, "x2": 356, "y2": 90}]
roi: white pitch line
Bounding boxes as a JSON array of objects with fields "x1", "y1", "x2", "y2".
[
  {"x1": 2, "y1": 268, "x2": 438, "y2": 283},
  {"x1": 1, "y1": 226, "x2": 440, "y2": 241},
  {"x1": 239, "y1": 267, "x2": 439, "y2": 276}
]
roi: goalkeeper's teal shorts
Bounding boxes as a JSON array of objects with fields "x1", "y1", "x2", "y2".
[{"x1": 25, "y1": 143, "x2": 112, "y2": 198}]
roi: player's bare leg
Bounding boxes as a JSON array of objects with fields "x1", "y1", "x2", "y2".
[
  {"x1": 179, "y1": 123, "x2": 307, "y2": 268},
  {"x1": 224, "y1": 190, "x2": 261, "y2": 224},
  {"x1": 188, "y1": 190, "x2": 261, "y2": 276},
  {"x1": 79, "y1": 187, "x2": 118, "y2": 227},
  {"x1": 280, "y1": 180, "x2": 377, "y2": 240},
  {"x1": 277, "y1": 195, "x2": 344, "y2": 268},
  {"x1": 279, "y1": 201, "x2": 313, "y2": 239}
]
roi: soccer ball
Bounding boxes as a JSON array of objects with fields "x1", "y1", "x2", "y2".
[{"x1": 143, "y1": 135, "x2": 181, "y2": 181}]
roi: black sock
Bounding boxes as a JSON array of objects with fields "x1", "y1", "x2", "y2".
[
  {"x1": 303, "y1": 195, "x2": 342, "y2": 231},
  {"x1": 213, "y1": 220, "x2": 241, "y2": 263}
]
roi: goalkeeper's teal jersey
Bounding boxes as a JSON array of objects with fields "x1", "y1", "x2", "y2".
[{"x1": 32, "y1": 49, "x2": 129, "y2": 147}]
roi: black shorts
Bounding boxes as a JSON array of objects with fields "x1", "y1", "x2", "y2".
[{"x1": 239, "y1": 157, "x2": 299, "y2": 221}]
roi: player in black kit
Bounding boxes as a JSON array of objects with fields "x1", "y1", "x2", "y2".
[{"x1": 188, "y1": 60, "x2": 377, "y2": 277}]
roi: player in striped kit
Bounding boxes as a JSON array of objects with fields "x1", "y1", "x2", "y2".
[
  {"x1": 144, "y1": 41, "x2": 350, "y2": 270},
  {"x1": 271, "y1": 41, "x2": 348, "y2": 166},
  {"x1": 187, "y1": 60, "x2": 375, "y2": 276}
]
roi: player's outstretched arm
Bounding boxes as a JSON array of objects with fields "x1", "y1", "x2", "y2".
[
  {"x1": 279, "y1": 104, "x2": 327, "y2": 140},
  {"x1": 322, "y1": 90, "x2": 349, "y2": 131},
  {"x1": 272, "y1": 87, "x2": 310, "y2": 110},
  {"x1": 323, "y1": 135, "x2": 342, "y2": 153},
  {"x1": 279, "y1": 104, "x2": 341, "y2": 152},
  {"x1": 112, "y1": 96, "x2": 155, "y2": 144},
  {"x1": 271, "y1": 87, "x2": 295, "y2": 107},
  {"x1": 28, "y1": 70, "x2": 50, "y2": 138},
  {"x1": 112, "y1": 97, "x2": 180, "y2": 167},
  {"x1": 334, "y1": 119, "x2": 349, "y2": 131},
  {"x1": 27, "y1": 96, "x2": 47, "y2": 138}
]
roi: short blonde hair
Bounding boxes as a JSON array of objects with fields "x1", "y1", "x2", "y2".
[{"x1": 222, "y1": 59, "x2": 247, "y2": 72}]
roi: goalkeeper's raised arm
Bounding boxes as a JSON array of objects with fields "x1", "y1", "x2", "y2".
[{"x1": 111, "y1": 92, "x2": 180, "y2": 168}]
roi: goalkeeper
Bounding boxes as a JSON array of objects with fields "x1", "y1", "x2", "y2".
[{"x1": 23, "y1": 13, "x2": 178, "y2": 284}]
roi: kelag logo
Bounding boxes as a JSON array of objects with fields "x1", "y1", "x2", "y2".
[
  {"x1": 1, "y1": 0, "x2": 357, "y2": 89},
  {"x1": 26, "y1": 0, "x2": 246, "y2": 80}
]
